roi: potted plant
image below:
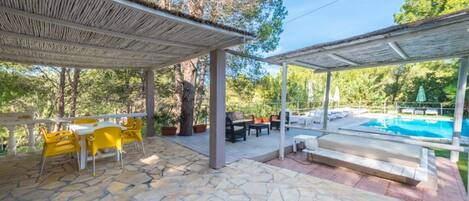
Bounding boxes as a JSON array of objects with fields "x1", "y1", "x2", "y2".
[
  {"x1": 193, "y1": 107, "x2": 208, "y2": 133},
  {"x1": 154, "y1": 112, "x2": 177, "y2": 136}
]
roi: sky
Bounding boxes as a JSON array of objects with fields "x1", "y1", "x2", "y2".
[{"x1": 264, "y1": 0, "x2": 405, "y2": 74}]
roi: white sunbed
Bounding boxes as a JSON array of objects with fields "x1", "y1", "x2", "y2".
[
  {"x1": 425, "y1": 109, "x2": 439, "y2": 115},
  {"x1": 303, "y1": 134, "x2": 435, "y2": 185},
  {"x1": 401, "y1": 108, "x2": 415, "y2": 114}
]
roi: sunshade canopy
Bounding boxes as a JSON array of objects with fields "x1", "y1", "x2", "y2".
[
  {"x1": 0, "y1": 0, "x2": 254, "y2": 69},
  {"x1": 416, "y1": 85, "x2": 427, "y2": 103},
  {"x1": 268, "y1": 9, "x2": 469, "y2": 72}
]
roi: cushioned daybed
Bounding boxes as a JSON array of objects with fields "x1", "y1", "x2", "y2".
[{"x1": 304, "y1": 134, "x2": 434, "y2": 185}]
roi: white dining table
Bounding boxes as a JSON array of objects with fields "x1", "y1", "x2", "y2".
[{"x1": 69, "y1": 121, "x2": 126, "y2": 170}]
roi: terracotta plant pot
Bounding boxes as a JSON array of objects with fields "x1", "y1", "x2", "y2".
[
  {"x1": 193, "y1": 124, "x2": 207, "y2": 133},
  {"x1": 254, "y1": 117, "x2": 263, "y2": 124},
  {"x1": 161, "y1": 127, "x2": 177, "y2": 136},
  {"x1": 261, "y1": 117, "x2": 269, "y2": 123}
]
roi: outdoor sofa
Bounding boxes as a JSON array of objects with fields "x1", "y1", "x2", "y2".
[{"x1": 225, "y1": 117, "x2": 247, "y2": 143}]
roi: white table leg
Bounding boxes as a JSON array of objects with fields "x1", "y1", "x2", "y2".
[
  {"x1": 116, "y1": 149, "x2": 121, "y2": 161},
  {"x1": 293, "y1": 139, "x2": 297, "y2": 152},
  {"x1": 79, "y1": 136, "x2": 87, "y2": 170}
]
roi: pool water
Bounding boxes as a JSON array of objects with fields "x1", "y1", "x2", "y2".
[{"x1": 361, "y1": 116, "x2": 469, "y2": 139}]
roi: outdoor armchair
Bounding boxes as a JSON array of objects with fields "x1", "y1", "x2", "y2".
[
  {"x1": 86, "y1": 127, "x2": 124, "y2": 176},
  {"x1": 39, "y1": 127, "x2": 80, "y2": 175},
  {"x1": 270, "y1": 111, "x2": 290, "y2": 130},
  {"x1": 226, "y1": 117, "x2": 247, "y2": 143},
  {"x1": 122, "y1": 118, "x2": 145, "y2": 155}
]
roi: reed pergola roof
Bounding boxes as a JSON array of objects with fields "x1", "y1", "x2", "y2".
[
  {"x1": 0, "y1": 0, "x2": 254, "y2": 69},
  {"x1": 268, "y1": 9, "x2": 469, "y2": 72}
]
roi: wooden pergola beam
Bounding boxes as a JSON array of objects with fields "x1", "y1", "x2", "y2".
[
  {"x1": 224, "y1": 49, "x2": 279, "y2": 65},
  {"x1": 290, "y1": 60, "x2": 327, "y2": 70},
  {"x1": 0, "y1": 54, "x2": 151, "y2": 69},
  {"x1": 315, "y1": 50, "x2": 469, "y2": 73},
  {"x1": 388, "y1": 41, "x2": 409, "y2": 60},
  {"x1": 0, "y1": 6, "x2": 205, "y2": 49},
  {"x1": 0, "y1": 45, "x2": 163, "y2": 64},
  {"x1": 328, "y1": 53, "x2": 359, "y2": 66},
  {"x1": 0, "y1": 30, "x2": 178, "y2": 58}
]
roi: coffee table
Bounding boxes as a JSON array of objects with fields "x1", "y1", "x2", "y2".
[{"x1": 248, "y1": 124, "x2": 269, "y2": 137}]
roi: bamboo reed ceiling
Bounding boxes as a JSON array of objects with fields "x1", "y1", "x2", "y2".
[
  {"x1": 268, "y1": 9, "x2": 469, "y2": 72},
  {"x1": 0, "y1": 0, "x2": 254, "y2": 69}
]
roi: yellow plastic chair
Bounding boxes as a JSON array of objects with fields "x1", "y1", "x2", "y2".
[
  {"x1": 86, "y1": 127, "x2": 123, "y2": 176},
  {"x1": 72, "y1": 118, "x2": 98, "y2": 124},
  {"x1": 39, "y1": 127, "x2": 80, "y2": 175},
  {"x1": 122, "y1": 118, "x2": 145, "y2": 155},
  {"x1": 123, "y1": 117, "x2": 135, "y2": 129}
]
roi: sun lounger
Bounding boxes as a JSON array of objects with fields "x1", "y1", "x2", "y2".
[
  {"x1": 304, "y1": 134, "x2": 434, "y2": 185},
  {"x1": 401, "y1": 108, "x2": 415, "y2": 114},
  {"x1": 425, "y1": 109, "x2": 439, "y2": 115}
]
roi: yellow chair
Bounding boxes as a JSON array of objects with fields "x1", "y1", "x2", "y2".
[
  {"x1": 86, "y1": 127, "x2": 123, "y2": 176},
  {"x1": 123, "y1": 117, "x2": 135, "y2": 129},
  {"x1": 72, "y1": 118, "x2": 98, "y2": 124},
  {"x1": 122, "y1": 118, "x2": 145, "y2": 155},
  {"x1": 39, "y1": 127, "x2": 80, "y2": 175}
]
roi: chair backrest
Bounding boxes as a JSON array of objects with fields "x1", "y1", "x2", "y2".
[
  {"x1": 278, "y1": 111, "x2": 290, "y2": 122},
  {"x1": 73, "y1": 118, "x2": 98, "y2": 124},
  {"x1": 226, "y1": 112, "x2": 245, "y2": 121},
  {"x1": 225, "y1": 117, "x2": 234, "y2": 132},
  {"x1": 39, "y1": 127, "x2": 51, "y2": 143},
  {"x1": 91, "y1": 127, "x2": 122, "y2": 150},
  {"x1": 124, "y1": 117, "x2": 135, "y2": 128},
  {"x1": 133, "y1": 118, "x2": 142, "y2": 130}
]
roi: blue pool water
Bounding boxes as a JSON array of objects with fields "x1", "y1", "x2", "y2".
[{"x1": 361, "y1": 117, "x2": 469, "y2": 139}]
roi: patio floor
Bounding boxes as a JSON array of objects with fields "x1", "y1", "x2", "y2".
[
  {"x1": 267, "y1": 152, "x2": 467, "y2": 201},
  {"x1": 0, "y1": 137, "x2": 397, "y2": 201},
  {"x1": 164, "y1": 128, "x2": 322, "y2": 163}
]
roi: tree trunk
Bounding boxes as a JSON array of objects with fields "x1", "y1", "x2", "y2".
[
  {"x1": 57, "y1": 67, "x2": 66, "y2": 129},
  {"x1": 70, "y1": 68, "x2": 80, "y2": 117},
  {"x1": 194, "y1": 59, "x2": 207, "y2": 124},
  {"x1": 179, "y1": 60, "x2": 197, "y2": 136}
]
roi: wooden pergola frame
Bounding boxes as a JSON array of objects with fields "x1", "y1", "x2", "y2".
[{"x1": 0, "y1": 0, "x2": 255, "y2": 169}]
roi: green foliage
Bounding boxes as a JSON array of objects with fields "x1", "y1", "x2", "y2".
[
  {"x1": 394, "y1": 0, "x2": 469, "y2": 24},
  {"x1": 154, "y1": 110, "x2": 177, "y2": 128}
]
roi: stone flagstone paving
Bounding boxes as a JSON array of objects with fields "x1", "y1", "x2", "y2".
[
  {"x1": 267, "y1": 152, "x2": 467, "y2": 201},
  {"x1": 0, "y1": 137, "x2": 396, "y2": 201}
]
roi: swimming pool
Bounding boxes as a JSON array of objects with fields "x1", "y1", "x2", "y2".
[{"x1": 360, "y1": 116, "x2": 469, "y2": 139}]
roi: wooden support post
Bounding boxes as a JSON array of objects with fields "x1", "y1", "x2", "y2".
[
  {"x1": 451, "y1": 57, "x2": 468, "y2": 162},
  {"x1": 323, "y1": 71, "x2": 332, "y2": 130},
  {"x1": 280, "y1": 63, "x2": 288, "y2": 160},
  {"x1": 145, "y1": 69, "x2": 155, "y2": 137},
  {"x1": 26, "y1": 124, "x2": 35, "y2": 151},
  {"x1": 209, "y1": 49, "x2": 226, "y2": 169},
  {"x1": 6, "y1": 126, "x2": 16, "y2": 155}
]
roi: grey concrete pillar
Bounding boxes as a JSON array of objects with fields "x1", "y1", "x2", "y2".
[
  {"x1": 145, "y1": 69, "x2": 155, "y2": 137},
  {"x1": 209, "y1": 49, "x2": 226, "y2": 169},
  {"x1": 279, "y1": 63, "x2": 288, "y2": 160},
  {"x1": 451, "y1": 57, "x2": 468, "y2": 162},
  {"x1": 323, "y1": 71, "x2": 332, "y2": 130}
]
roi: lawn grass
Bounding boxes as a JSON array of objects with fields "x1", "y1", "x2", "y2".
[{"x1": 435, "y1": 149, "x2": 468, "y2": 189}]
